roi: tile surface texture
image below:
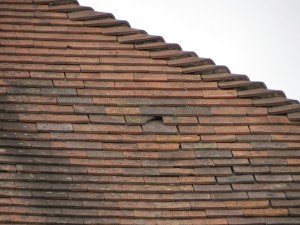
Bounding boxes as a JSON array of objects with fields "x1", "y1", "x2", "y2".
[{"x1": 0, "y1": 0, "x2": 300, "y2": 224}]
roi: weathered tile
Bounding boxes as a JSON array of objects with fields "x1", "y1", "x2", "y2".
[{"x1": 1, "y1": 1, "x2": 300, "y2": 223}]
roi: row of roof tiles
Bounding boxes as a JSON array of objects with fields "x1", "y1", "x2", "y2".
[{"x1": 1, "y1": 4, "x2": 299, "y2": 118}]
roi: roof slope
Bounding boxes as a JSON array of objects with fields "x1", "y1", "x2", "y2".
[{"x1": 0, "y1": 0, "x2": 300, "y2": 224}]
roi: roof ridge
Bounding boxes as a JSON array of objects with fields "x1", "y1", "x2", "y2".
[{"x1": 26, "y1": 0, "x2": 300, "y2": 122}]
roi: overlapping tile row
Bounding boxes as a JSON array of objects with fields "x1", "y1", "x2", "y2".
[
  {"x1": 0, "y1": 0, "x2": 300, "y2": 224},
  {"x1": 81, "y1": 8, "x2": 299, "y2": 121}
]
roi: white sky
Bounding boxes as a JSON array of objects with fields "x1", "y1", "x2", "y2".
[{"x1": 78, "y1": 0, "x2": 300, "y2": 101}]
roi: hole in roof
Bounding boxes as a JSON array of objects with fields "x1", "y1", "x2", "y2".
[{"x1": 146, "y1": 116, "x2": 163, "y2": 123}]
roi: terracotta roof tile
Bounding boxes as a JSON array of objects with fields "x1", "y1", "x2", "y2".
[
  {"x1": 67, "y1": 9, "x2": 114, "y2": 21},
  {"x1": 135, "y1": 41, "x2": 181, "y2": 51},
  {"x1": 0, "y1": 0, "x2": 299, "y2": 224},
  {"x1": 102, "y1": 27, "x2": 146, "y2": 36}
]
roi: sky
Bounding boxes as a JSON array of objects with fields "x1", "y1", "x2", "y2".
[{"x1": 78, "y1": 0, "x2": 300, "y2": 101}]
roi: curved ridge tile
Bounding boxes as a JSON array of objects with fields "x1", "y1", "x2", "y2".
[
  {"x1": 118, "y1": 33, "x2": 165, "y2": 44},
  {"x1": 102, "y1": 27, "x2": 146, "y2": 36},
  {"x1": 218, "y1": 80, "x2": 266, "y2": 90},
  {"x1": 237, "y1": 88, "x2": 285, "y2": 98},
  {"x1": 48, "y1": 4, "x2": 91, "y2": 13},
  {"x1": 201, "y1": 73, "x2": 250, "y2": 82},
  {"x1": 150, "y1": 50, "x2": 197, "y2": 59},
  {"x1": 83, "y1": 19, "x2": 129, "y2": 27},
  {"x1": 168, "y1": 56, "x2": 215, "y2": 67},
  {"x1": 135, "y1": 42, "x2": 182, "y2": 51},
  {"x1": 183, "y1": 64, "x2": 230, "y2": 74},
  {"x1": 253, "y1": 97, "x2": 298, "y2": 107},
  {"x1": 67, "y1": 10, "x2": 114, "y2": 21},
  {"x1": 268, "y1": 104, "x2": 300, "y2": 115}
]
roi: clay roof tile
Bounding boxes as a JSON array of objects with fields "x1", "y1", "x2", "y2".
[{"x1": 0, "y1": 0, "x2": 299, "y2": 224}]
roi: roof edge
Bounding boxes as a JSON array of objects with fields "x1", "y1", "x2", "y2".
[{"x1": 27, "y1": 0, "x2": 300, "y2": 122}]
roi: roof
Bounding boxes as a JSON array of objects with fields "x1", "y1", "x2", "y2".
[{"x1": 1, "y1": 0, "x2": 300, "y2": 224}]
